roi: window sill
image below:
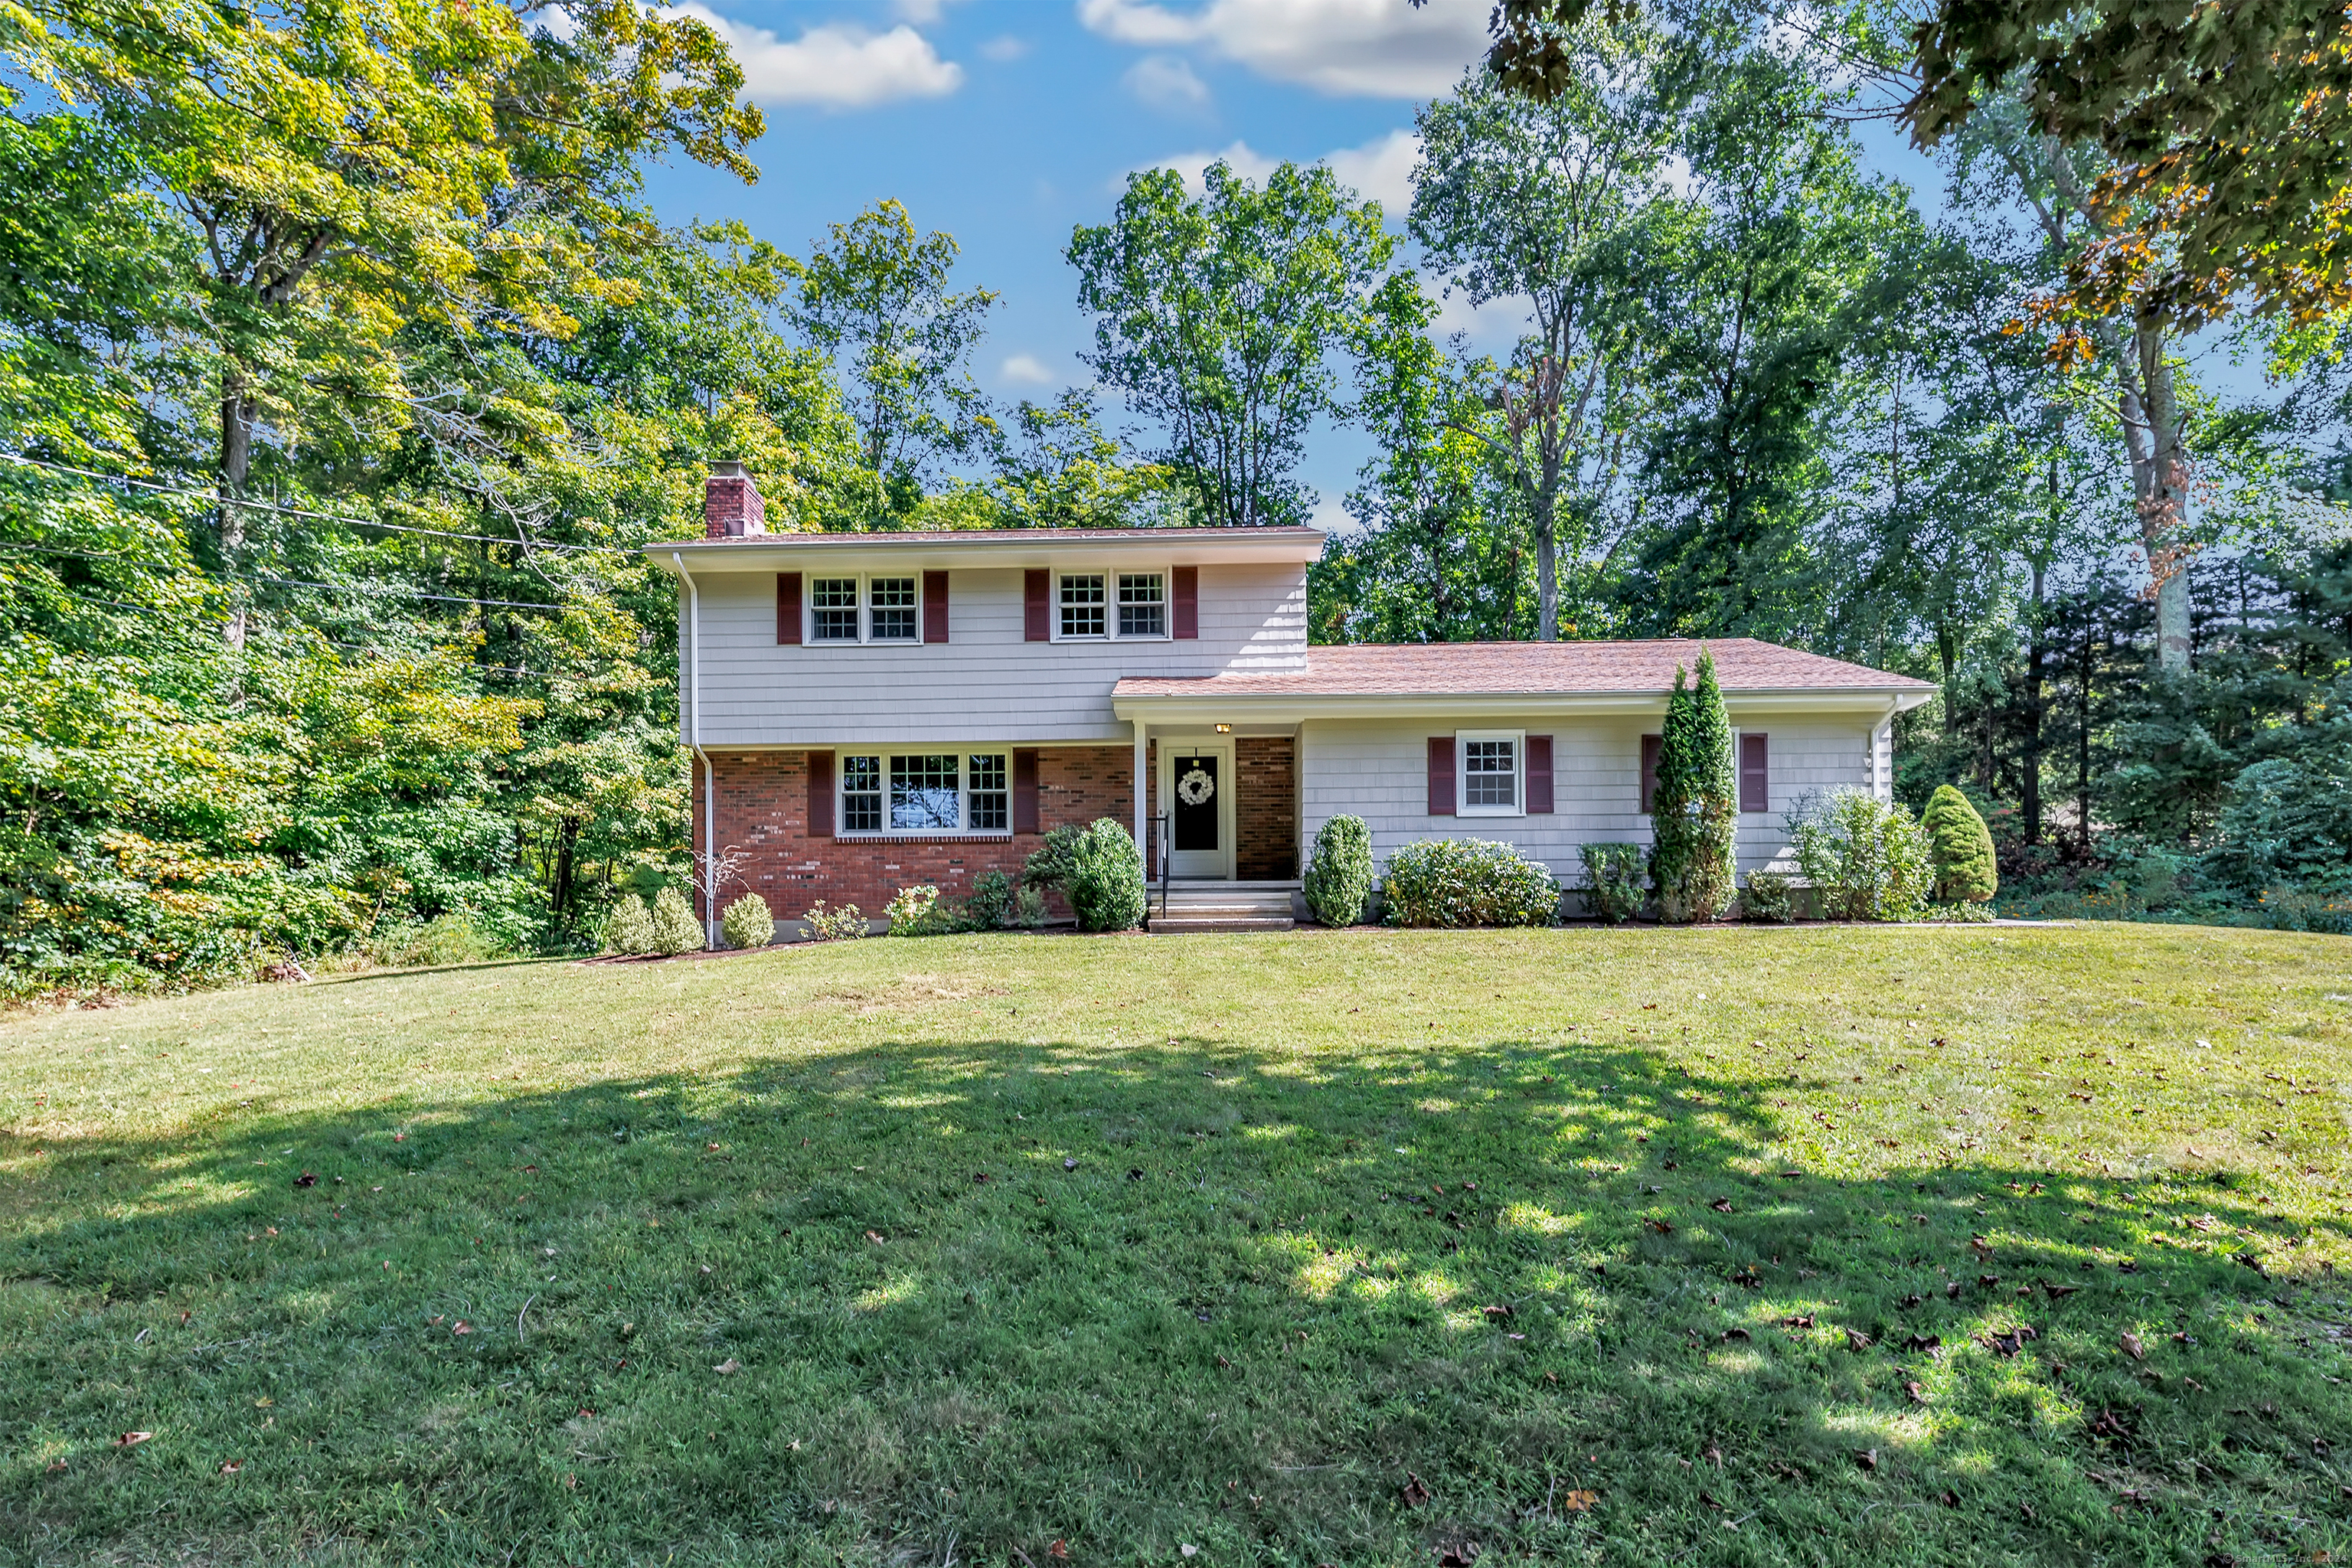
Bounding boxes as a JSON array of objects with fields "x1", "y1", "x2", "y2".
[
  {"x1": 1458, "y1": 808, "x2": 1526, "y2": 818},
  {"x1": 834, "y1": 831, "x2": 1014, "y2": 844}
]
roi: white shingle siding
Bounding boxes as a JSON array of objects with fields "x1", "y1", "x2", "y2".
[
  {"x1": 1298, "y1": 714, "x2": 1877, "y2": 886},
  {"x1": 682, "y1": 564, "x2": 1307, "y2": 746}
]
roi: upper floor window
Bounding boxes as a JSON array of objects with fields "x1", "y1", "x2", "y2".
[
  {"x1": 838, "y1": 751, "x2": 1011, "y2": 835},
  {"x1": 1459, "y1": 731, "x2": 1522, "y2": 816},
  {"x1": 808, "y1": 574, "x2": 920, "y2": 644},
  {"x1": 1057, "y1": 569, "x2": 1167, "y2": 640}
]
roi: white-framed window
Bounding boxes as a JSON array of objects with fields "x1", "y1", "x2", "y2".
[
  {"x1": 1458, "y1": 730, "x2": 1524, "y2": 816},
  {"x1": 807, "y1": 574, "x2": 922, "y2": 644},
  {"x1": 1055, "y1": 569, "x2": 1168, "y2": 640},
  {"x1": 838, "y1": 751, "x2": 1013, "y2": 835}
]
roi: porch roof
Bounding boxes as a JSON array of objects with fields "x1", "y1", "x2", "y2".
[{"x1": 1113, "y1": 639, "x2": 1933, "y2": 701}]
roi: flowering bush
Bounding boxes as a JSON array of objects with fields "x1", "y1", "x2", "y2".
[
  {"x1": 886, "y1": 884, "x2": 949, "y2": 936},
  {"x1": 1382, "y1": 839, "x2": 1559, "y2": 928},
  {"x1": 1788, "y1": 789, "x2": 1933, "y2": 922},
  {"x1": 804, "y1": 901, "x2": 867, "y2": 942}
]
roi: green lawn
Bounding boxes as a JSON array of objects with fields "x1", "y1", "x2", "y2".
[{"x1": 4, "y1": 925, "x2": 2350, "y2": 1567}]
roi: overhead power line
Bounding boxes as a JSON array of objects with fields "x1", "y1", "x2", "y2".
[
  {"x1": 0, "y1": 539, "x2": 567, "y2": 610},
  {"x1": 0, "y1": 450, "x2": 628, "y2": 555}
]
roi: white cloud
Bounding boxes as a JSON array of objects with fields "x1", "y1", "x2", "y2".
[
  {"x1": 1326, "y1": 128, "x2": 1419, "y2": 214},
  {"x1": 893, "y1": 0, "x2": 963, "y2": 21},
  {"x1": 1125, "y1": 54, "x2": 1214, "y2": 113},
  {"x1": 672, "y1": 5, "x2": 962, "y2": 109},
  {"x1": 1432, "y1": 286, "x2": 1532, "y2": 349},
  {"x1": 1077, "y1": 0, "x2": 1488, "y2": 98},
  {"x1": 1121, "y1": 139, "x2": 1279, "y2": 195},
  {"x1": 979, "y1": 34, "x2": 1031, "y2": 61},
  {"x1": 1000, "y1": 354, "x2": 1059, "y2": 386}
]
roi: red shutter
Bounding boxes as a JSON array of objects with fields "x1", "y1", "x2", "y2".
[
  {"x1": 1426, "y1": 737, "x2": 1455, "y2": 816},
  {"x1": 776, "y1": 572, "x2": 802, "y2": 645},
  {"x1": 807, "y1": 750, "x2": 834, "y2": 838},
  {"x1": 1024, "y1": 570, "x2": 1050, "y2": 641},
  {"x1": 1012, "y1": 749, "x2": 1040, "y2": 833},
  {"x1": 1527, "y1": 735, "x2": 1554, "y2": 814},
  {"x1": 923, "y1": 570, "x2": 949, "y2": 644},
  {"x1": 1740, "y1": 733, "x2": 1769, "y2": 813},
  {"x1": 1172, "y1": 565, "x2": 1198, "y2": 639},
  {"x1": 1640, "y1": 734, "x2": 1662, "y2": 813}
]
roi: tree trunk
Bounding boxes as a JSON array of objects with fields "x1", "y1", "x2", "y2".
[
  {"x1": 218, "y1": 376, "x2": 254, "y2": 650},
  {"x1": 2021, "y1": 557, "x2": 2046, "y2": 845},
  {"x1": 1530, "y1": 485, "x2": 1559, "y2": 642},
  {"x1": 552, "y1": 817, "x2": 580, "y2": 918},
  {"x1": 2111, "y1": 318, "x2": 2193, "y2": 671}
]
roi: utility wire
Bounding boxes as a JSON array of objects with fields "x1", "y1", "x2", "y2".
[
  {"x1": 0, "y1": 450, "x2": 629, "y2": 554},
  {"x1": 0, "y1": 539, "x2": 567, "y2": 609}
]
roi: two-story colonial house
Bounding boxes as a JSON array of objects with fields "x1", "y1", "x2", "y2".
[{"x1": 655, "y1": 463, "x2": 1935, "y2": 932}]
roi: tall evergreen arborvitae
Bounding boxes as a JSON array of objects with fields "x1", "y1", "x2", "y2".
[{"x1": 1650, "y1": 649, "x2": 1738, "y2": 922}]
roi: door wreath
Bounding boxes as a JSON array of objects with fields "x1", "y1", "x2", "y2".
[{"x1": 1177, "y1": 767, "x2": 1215, "y2": 806}]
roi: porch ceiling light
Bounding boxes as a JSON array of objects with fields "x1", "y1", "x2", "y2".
[{"x1": 1214, "y1": 723, "x2": 1232, "y2": 733}]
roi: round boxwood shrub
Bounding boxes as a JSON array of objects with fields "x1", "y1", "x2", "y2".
[
  {"x1": 1066, "y1": 818, "x2": 1146, "y2": 932},
  {"x1": 648, "y1": 887, "x2": 705, "y2": 955},
  {"x1": 965, "y1": 869, "x2": 1016, "y2": 930},
  {"x1": 720, "y1": 893, "x2": 775, "y2": 949},
  {"x1": 1922, "y1": 784, "x2": 1998, "y2": 903},
  {"x1": 598, "y1": 896, "x2": 656, "y2": 956},
  {"x1": 1304, "y1": 814, "x2": 1374, "y2": 926},
  {"x1": 1382, "y1": 839, "x2": 1560, "y2": 928}
]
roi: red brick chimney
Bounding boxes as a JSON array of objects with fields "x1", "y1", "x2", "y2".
[{"x1": 704, "y1": 459, "x2": 767, "y2": 538}]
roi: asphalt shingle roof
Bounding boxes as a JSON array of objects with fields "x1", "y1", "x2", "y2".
[{"x1": 1112, "y1": 638, "x2": 1933, "y2": 697}]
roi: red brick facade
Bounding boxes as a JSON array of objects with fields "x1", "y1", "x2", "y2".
[
  {"x1": 1235, "y1": 736, "x2": 1298, "y2": 880},
  {"x1": 691, "y1": 746, "x2": 1138, "y2": 921}
]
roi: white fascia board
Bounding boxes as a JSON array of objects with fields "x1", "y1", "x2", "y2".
[
  {"x1": 645, "y1": 531, "x2": 1325, "y2": 574},
  {"x1": 1112, "y1": 686, "x2": 1932, "y2": 726}
]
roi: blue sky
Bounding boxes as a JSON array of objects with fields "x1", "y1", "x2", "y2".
[{"x1": 639, "y1": 0, "x2": 1945, "y2": 524}]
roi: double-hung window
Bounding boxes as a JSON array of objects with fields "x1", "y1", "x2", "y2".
[
  {"x1": 836, "y1": 752, "x2": 1012, "y2": 835},
  {"x1": 1458, "y1": 731, "x2": 1523, "y2": 815},
  {"x1": 1056, "y1": 569, "x2": 1168, "y2": 639},
  {"x1": 808, "y1": 575, "x2": 921, "y2": 642}
]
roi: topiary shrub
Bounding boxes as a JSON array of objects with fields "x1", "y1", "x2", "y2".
[
  {"x1": 1304, "y1": 815, "x2": 1374, "y2": 926},
  {"x1": 1788, "y1": 789, "x2": 1933, "y2": 921},
  {"x1": 1382, "y1": 839, "x2": 1559, "y2": 928},
  {"x1": 1740, "y1": 868, "x2": 1794, "y2": 923},
  {"x1": 648, "y1": 887, "x2": 705, "y2": 954},
  {"x1": 965, "y1": 869, "x2": 1016, "y2": 930},
  {"x1": 1921, "y1": 784, "x2": 1998, "y2": 903},
  {"x1": 597, "y1": 897, "x2": 657, "y2": 956},
  {"x1": 1021, "y1": 825, "x2": 1089, "y2": 895},
  {"x1": 1578, "y1": 843, "x2": 1645, "y2": 923},
  {"x1": 1649, "y1": 650, "x2": 1737, "y2": 923},
  {"x1": 1066, "y1": 818, "x2": 1146, "y2": 932},
  {"x1": 719, "y1": 893, "x2": 775, "y2": 950}
]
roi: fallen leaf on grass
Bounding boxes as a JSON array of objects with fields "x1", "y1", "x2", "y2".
[
  {"x1": 1937, "y1": 1489, "x2": 1958, "y2": 1508},
  {"x1": 219, "y1": 1460, "x2": 242, "y2": 1475},
  {"x1": 1844, "y1": 1328, "x2": 1873, "y2": 1351},
  {"x1": 293, "y1": 1171, "x2": 316, "y2": 1188},
  {"x1": 864, "y1": 1230, "x2": 886, "y2": 1245},
  {"x1": 1435, "y1": 1540, "x2": 1481, "y2": 1567},
  {"x1": 116, "y1": 1432, "x2": 152, "y2": 1448},
  {"x1": 1853, "y1": 1449, "x2": 1877, "y2": 1471},
  {"x1": 1903, "y1": 1333, "x2": 1942, "y2": 1352},
  {"x1": 1400, "y1": 1474, "x2": 1432, "y2": 1508},
  {"x1": 2120, "y1": 1332, "x2": 2145, "y2": 1361},
  {"x1": 1560, "y1": 1488, "x2": 1598, "y2": 1511},
  {"x1": 1904, "y1": 1380, "x2": 1928, "y2": 1405},
  {"x1": 1049, "y1": 1541, "x2": 1068, "y2": 1560},
  {"x1": 1781, "y1": 1314, "x2": 1814, "y2": 1330},
  {"x1": 2043, "y1": 1282, "x2": 2080, "y2": 1300},
  {"x1": 1709, "y1": 1198, "x2": 1733, "y2": 1213},
  {"x1": 714, "y1": 1359, "x2": 740, "y2": 1375},
  {"x1": 1645, "y1": 1218, "x2": 1674, "y2": 1235},
  {"x1": 452, "y1": 1321, "x2": 472, "y2": 1336},
  {"x1": 1180, "y1": 1545, "x2": 1197, "y2": 1559},
  {"x1": 1481, "y1": 1305, "x2": 1514, "y2": 1321}
]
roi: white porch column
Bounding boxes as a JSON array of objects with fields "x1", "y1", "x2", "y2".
[{"x1": 1132, "y1": 719, "x2": 1148, "y2": 857}]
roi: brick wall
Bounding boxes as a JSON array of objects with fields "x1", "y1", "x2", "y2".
[
  {"x1": 690, "y1": 746, "x2": 1138, "y2": 920},
  {"x1": 1235, "y1": 735, "x2": 1298, "y2": 880}
]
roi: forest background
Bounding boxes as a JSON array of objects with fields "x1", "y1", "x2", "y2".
[{"x1": 3, "y1": 0, "x2": 2348, "y2": 1000}]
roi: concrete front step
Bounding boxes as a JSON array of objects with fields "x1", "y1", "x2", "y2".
[{"x1": 1148, "y1": 914, "x2": 1297, "y2": 933}]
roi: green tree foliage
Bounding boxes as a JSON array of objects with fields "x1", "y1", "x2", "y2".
[
  {"x1": 1922, "y1": 784, "x2": 1998, "y2": 903},
  {"x1": 1303, "y1": 814, "x2": 1375, "y2": 926},
  {"x1": 1070, "y1": 160, "x2": 1395, "y2": 528},
  {"x1": 794, "y1": 201, "x2": 999, "y2": 526},
  {"x1": 1648, "y1": 651, "x2": 1736, "y2": 922}
]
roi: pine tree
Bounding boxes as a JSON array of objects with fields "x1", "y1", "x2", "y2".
[
  {"x1": 1922, "y1": 785, "x2": 1998, "y2": 903},
  {"x1": 1651, "y1": 649, "x2": 1738, "y2": 922}
]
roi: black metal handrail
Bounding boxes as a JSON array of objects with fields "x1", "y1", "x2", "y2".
[{"x1": 1148, "y1": 812, "x2": 1170, "y2": 916}]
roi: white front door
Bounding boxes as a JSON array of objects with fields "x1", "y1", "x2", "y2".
[{"x1": 1163, "y1": 742, "x2": 1233, "y2": 880}]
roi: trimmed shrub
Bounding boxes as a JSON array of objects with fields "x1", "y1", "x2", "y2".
[
  {"x1": 368, "y1": 913, "x2": 505, "y2": 968},
  {"x1": 1013, "y1": 885, "x2": 1047, "y2": 927},
  {"x1": 649, "y1": 887, "x2": 704, "y2": 954},
  {"x1": 1066, "y1": 818, "x2": 1146, "y2": 933},
  {"x1": 1740, "y1": 869, "x2": 1794, "y2": 923},
  {"x1": 1021, "y1": 825, "x2": 1089, "y2": 893},
  {"x1": 805, "y1": 901, "x2": 867, "y2": 941},
  {"x1": 1788, "y1": 789, "x2": 1933, "y2": 922},
  {"x1": 886, "y1": 884, "x2": 949, "y2": 936},
  {"x1": 965, "y1": 870, "x2": 1016, "y2": 930},
  {"x1": 1921, "y1": 784, "x2": 1998, "y2": 903},
  {"x1": 597, "y1": 897, "x2": 656, "y2": 956},
  {"x1": 1382, "y1": 839, "x2": 1559, "y2": 928},
  {"x1": 1304, "y1": 815, "x2": 1374, "y2": 926},
  {"x1": 719, "y1": 893, "x2": 775, "y2": 950},
  {"x1": 1578, "y1": 843, "x2": 1645, "y2": 923},
  {"x1": 1649, "y1": 650, "x2": 1737, "y2": 923}
]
